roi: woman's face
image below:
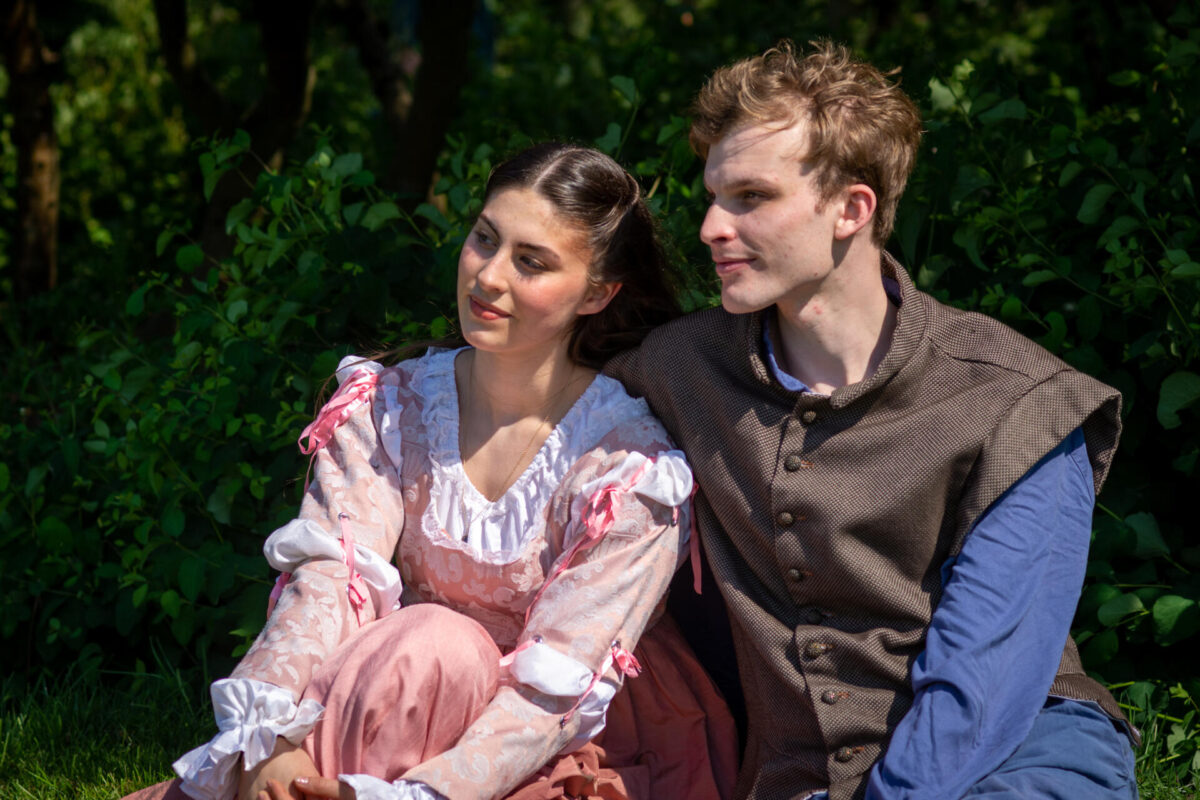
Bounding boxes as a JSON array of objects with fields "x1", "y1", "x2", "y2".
[{"x1": 457, "y1": 186, "x2": 617, "y2": 360}]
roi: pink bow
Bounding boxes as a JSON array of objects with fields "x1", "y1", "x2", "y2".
[{"x1": 297, "y1": 368, "x2": 379, "y2": 492}]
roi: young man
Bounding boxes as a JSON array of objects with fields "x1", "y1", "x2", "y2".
[{"x1": 608, "y1": 41, "x2": 1138, "y2": 800}]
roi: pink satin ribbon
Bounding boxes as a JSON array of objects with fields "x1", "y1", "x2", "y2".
[
  {"x1": 264, "y1": 514, "x2": 369, "y2": 622},
  {"x1": 297, "y1": 368, "x2": 380, "y2": 492}
]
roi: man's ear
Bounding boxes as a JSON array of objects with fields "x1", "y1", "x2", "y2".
[
  {"x1": 578, "y1": 281, "x2": 622, "y2": 316},
  {"x1": 834, "y1": 184, "x2": 877, "y2": 241}
]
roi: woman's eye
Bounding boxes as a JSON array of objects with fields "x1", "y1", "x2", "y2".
[
  {"x1": 474, "y1": 230, "x2": 495, "y2": 247},
  {"x1": 519, "y1": 255, "x2": 547, "y2": 271}
]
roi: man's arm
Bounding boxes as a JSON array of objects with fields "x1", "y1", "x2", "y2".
[{"x1": 865, "y1": 427, "x2": 1094, "y2": 799}]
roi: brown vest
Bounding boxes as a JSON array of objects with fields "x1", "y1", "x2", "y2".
[{"x1": 606, "y1": 255, "x2": 1126, "y2": 800}]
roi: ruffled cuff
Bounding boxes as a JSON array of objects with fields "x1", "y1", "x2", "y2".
[
  {"x1": 172, "y1": 678, "x2": 324, "y2": 800},
  {"x1": 340, "y1": 774, "x2": 447, "y2": 800}
]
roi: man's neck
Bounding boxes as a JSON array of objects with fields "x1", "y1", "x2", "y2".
[{"x1": 771, "y1": 249, "x2": 898, "y2": 395}]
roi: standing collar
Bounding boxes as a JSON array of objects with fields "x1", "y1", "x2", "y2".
[{"x1": 744, "y1": 251, "x2": 928, "y2": 408}]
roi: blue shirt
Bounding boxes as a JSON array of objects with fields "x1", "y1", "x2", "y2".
[{"x1": 762, "y1": 317, "x2": 1095, "y2": 798}]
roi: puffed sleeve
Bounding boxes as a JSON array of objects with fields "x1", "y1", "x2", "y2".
[
  {"x1": 172, "y1": 358, "x2": 408, "y2": 800},
  {"x1": 391, "y1": 422, "x2": 692, "y2": 800}
]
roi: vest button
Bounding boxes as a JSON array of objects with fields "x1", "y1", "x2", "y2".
[
  {"x1": 802, "y1": 410, "x2": 817, "y2": 424},
  {"x1": 821, "y1": 689, "x2": 844, "y2": 705},
  {"x1": 777, "y1": 511, "x2": 794, "y2": 526},
  {"x1": 784, "y1": 454, "x2": 803, "y2": 471},
  {"x1": 787, "y1": 568, "x2": 804, "y2": 582},
  {"x1": 834, "y1": 746, "x2": 860, "y2": 762},
  {"x1": 803, "y1": 641, "x2": 833, "y2": 659}
]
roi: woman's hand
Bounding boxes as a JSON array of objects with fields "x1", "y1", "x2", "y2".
[
  {"x1": 238, "y1": 736, "x2": 320, "y2": 800},
  {"x1": 255, "y1": 776, "x2": 355, "y2": 800}
]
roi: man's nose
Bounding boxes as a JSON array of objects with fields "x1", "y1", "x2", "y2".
[{"x1": 700, "y1": 203, "x2": 735, "y2": 246}]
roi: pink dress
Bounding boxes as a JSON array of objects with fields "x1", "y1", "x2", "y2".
[{"x1": 151, "y1": 349, "x2": 737, "y2": 800}]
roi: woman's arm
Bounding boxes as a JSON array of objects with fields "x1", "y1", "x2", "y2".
[{"x1": 176, "y1": 363, "x2": 408, "y2": 800}]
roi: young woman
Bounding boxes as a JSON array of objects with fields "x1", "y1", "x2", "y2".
[{"x1": 126, "y1": 143, "x2": 737, "y2": 800}]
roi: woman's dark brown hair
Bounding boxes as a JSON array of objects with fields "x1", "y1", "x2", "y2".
[{"x1": 481, "y1": 141, "x2": 681, "y2": 369}]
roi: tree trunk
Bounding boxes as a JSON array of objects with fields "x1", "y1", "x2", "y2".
[
  {"x1": 153, "y1": 0, "x2": 316, "y2": 261},
  {"x1": 334, "y1": 0, "x2": 477, "y2": 206},
  {"x1": 3, "y1": 0, "x2": 60, "y2": 299}
]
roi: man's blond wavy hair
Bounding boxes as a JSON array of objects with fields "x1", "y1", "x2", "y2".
[{"x1": 690, "y1": 40, "x2": 922, "y2": 245}]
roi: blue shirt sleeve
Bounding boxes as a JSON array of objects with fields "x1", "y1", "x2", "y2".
[{"x1": 864, "y1": 427, "x2": 1094, "y2": 799}]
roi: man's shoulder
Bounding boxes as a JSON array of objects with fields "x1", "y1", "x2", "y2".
[
  {"x1": 632, "y1": 305, "x2": 751, "y2": 369},
  {"x1": 915, "y1": 290, "x2": 1071, "y2": 384}
]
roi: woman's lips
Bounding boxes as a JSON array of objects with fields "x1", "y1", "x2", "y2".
[{"x1": 468, "y1": 295, "x2": 510, "y2": 320}]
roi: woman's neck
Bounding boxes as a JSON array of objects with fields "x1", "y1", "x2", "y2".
[
  {"x1": 455, "y1": 345, "x2": 596, "y2": 501},
  {"x1": 457, "y1": 346, "x2": 591, "y2": 427}
]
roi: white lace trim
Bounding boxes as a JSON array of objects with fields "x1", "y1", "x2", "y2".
[
  {"x1": 339, "y1": 775, "x2": 446, "y2": 800},
  {"x1": 172, "y1": 678, "x2": 323, "y2": 800},
  {"x1": 398, "y1": 347, "x2": 681, "y2": 563}
]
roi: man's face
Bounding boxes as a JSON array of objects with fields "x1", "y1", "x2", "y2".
[{"x1": 700, "y1": 120, "x2": 844, "y2": 315}]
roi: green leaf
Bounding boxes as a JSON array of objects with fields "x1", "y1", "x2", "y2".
[
  {"x1": 1077, "y1": 183, "x2": 1117, "y2": 224},
  {"x1": 1076, "y1": 296, "x2": 1101, "y2": 341},
  {"x1": 1127, "y1": 512, "x2": 1169, "y2": 558},
  {"x1": 156, "y1": 229, "x2": 177, "y2": 257},
  {"x1": 1152, "y1": 595, "x2": 1200, "y2": 646},
  {"x1": 595, "y1": 122, "x2": 622, "y2": 154},
  {"x1": 226, "y1": 299, "x2": 248, "y2": 324},
  {"x1": 132, "y1": 583, "x2": 149, "y2": 608},
  {"x1": 162, "y1": 507, "x2": 185, "y2": 538},
  {"x1": 362, "y1": 202, "x2": 401, "y2": 232},
  {"x1": 1097, "y1": 592, "x2": 1144, "y2": 627},
  {"x1": 225, "y1": 199, "x2": 256, "y2": 234},
  {"x1": 1058, "y1": 161, "x2": 1083, "y2": 187},
  {"x1": 1081, "y1": 628, "x2": 1118, "y2": 666},
  {"x1": 1108, "y1": 69, "x2": 1141, "y2": 86},
  {"x1": 610, "y1": 75, "x2": 638, "y2": 105},
  {"x1": 1166, "y1": 248, "x2": 1192, "y2": 266},
  {"x1": 950, "y1": 165, "x2": 992, "y2": 204},
  {"x1": 1157, "y1": 371, "x2": 1200, "y2": 429},
  {"x1": 977, "y1": 98, "x2": 1026, "y2": 124},
  {"x1": 160, "y1": 589, "x2": 182, "y2": 619},
  {"x1": 0, "y1": 462, "x2": 9, "y2": 492},
  {"x1": 1021, "y1": 270, "x2": 1058, "y2": 287},
  {"x1": 37, "y1": 516, "x2": 72, "y2": 553},
  {"x1": 176, "y1": 244, "x2": 204, "y2": 271},
  {"x1": 297, "y1": 250, "x2": 321, "y2": 276},
  {"x1": 1098, "y1": 215, "x2": 1140, "y2": 247},
  {"x1": 331, "y1": 152, "x2": 363, "y2": 179},
  {"x1": 414, "y1": 203, "x2": 450, "y2": 232},
  {"x1": 343, "y1": 202, "x2": 365, "y2": 226},
  {"x1": 1172, "y1": 262, "x2": 1200, "y2": 277},
  {"x1": 179, "y1": 559, "x2": 205, "y2": 602},
  {"x1": 126, "y1": 285, "x2": 148, "y2": 316}
]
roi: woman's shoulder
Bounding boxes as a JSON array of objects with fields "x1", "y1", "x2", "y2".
[{"x1": 570, "y1": 373, "x2": 678, "y2": 459}]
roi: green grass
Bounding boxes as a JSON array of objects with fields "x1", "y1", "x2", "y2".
[
  {"x1": 0, "y1": 670, "x2": 1196, "y2": 799},
  {"x1": 0, "y1": 668, "x2": 211, "y2": 799}
]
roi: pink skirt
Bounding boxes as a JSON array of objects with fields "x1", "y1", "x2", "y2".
[{"x1": 123, "y1": 605, "x2": 737, "y2": 800}]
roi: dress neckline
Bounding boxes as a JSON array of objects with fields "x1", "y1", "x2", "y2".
[{"x1": 446, "y1": 348, "x2": 600, "y2": 507}]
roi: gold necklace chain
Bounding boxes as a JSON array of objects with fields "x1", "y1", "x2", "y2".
[{"x1": 459, "y1": 356, "x2": 589, "y2": 503}]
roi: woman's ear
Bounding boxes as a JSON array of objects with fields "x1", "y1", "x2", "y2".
[
  {"x1": 578, "y1": 282, "x2": 622, "y2": 316},
  {"x1": 834, "y1": 184, "x2": 877, "y2": 241}
]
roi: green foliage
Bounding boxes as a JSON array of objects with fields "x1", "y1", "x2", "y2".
[
  {"x1": 0, "y1": 132, "x2": 472, "y2": 676},
  {"x1": 1117, "y1": 680, "x2": 1200, "y2": 791}
]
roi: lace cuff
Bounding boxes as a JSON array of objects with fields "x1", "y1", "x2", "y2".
[
  {"x1": 172, "y1": 678, "x2": 324, "y2": 800},
  {"x1": 339, "y1": 774, "x2": 447, "y2": 800}
]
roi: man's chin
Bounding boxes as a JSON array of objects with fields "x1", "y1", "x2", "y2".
[{"x1": 720, "y1": 290, "x2": 772, "y2": 316}]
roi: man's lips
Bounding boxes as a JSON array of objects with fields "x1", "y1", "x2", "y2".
[
  {"x1": 713, "y1": 257, "x2": 754, "y2": 276},
  {"x1": 468, "y1": 295, "x2": 510, "y2": 320}
]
